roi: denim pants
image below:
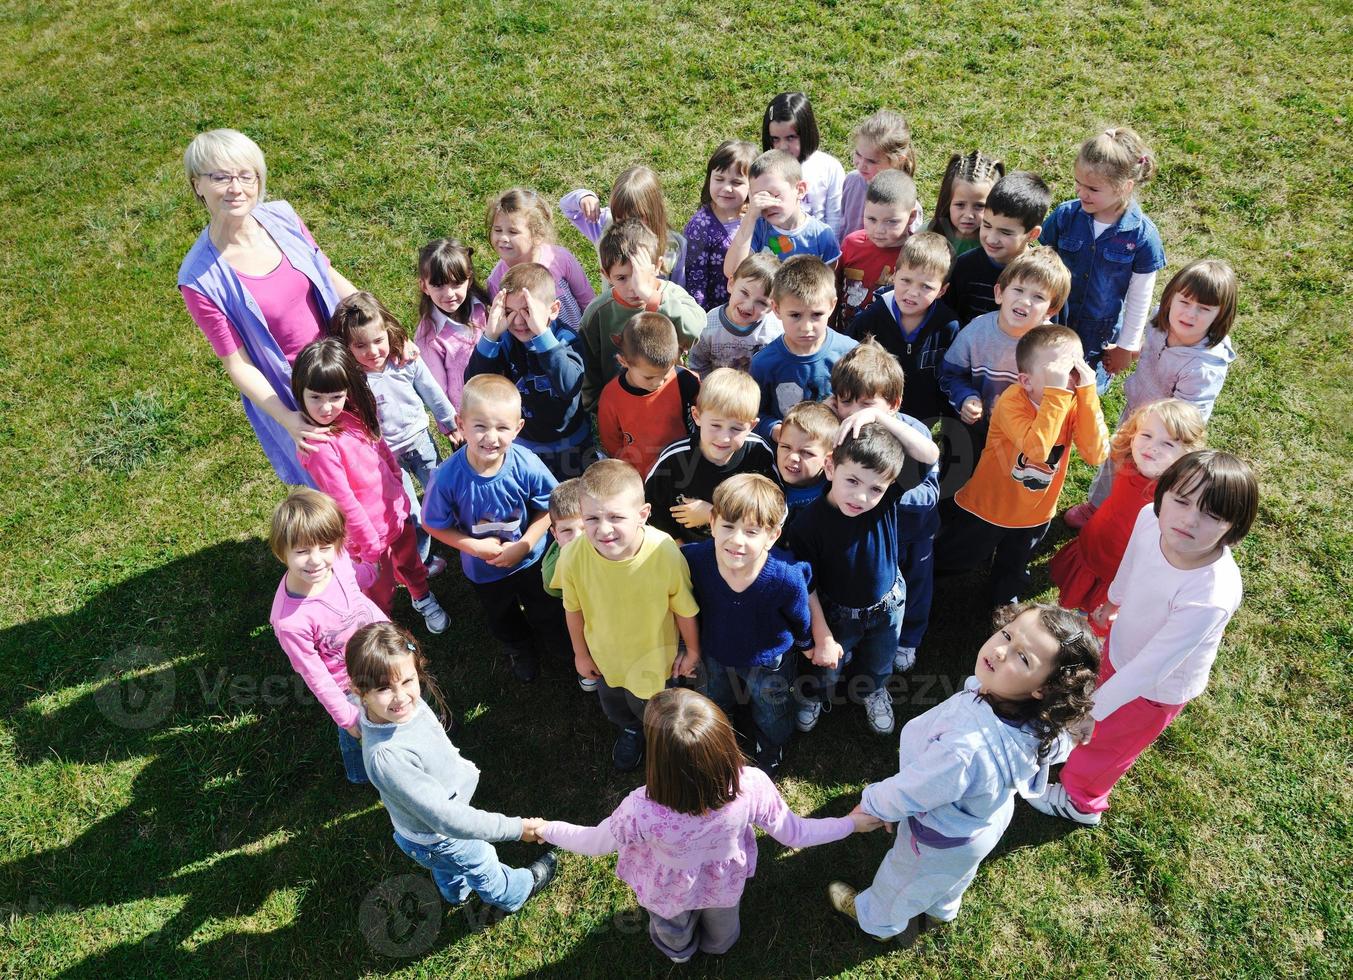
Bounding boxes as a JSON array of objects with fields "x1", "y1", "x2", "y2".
[
  {"x1": 702, "y1": 653, "x2": 796, "y2": 750},
  {"x1": 337, "y1": 725, "x2": 369, "y2": 784},
  {"x1": 801, "y1": 577, "x2": 905, "y2": 704},
  {"x1": 396, "y1": 430, "x2": 441, "y2": 563},
  {"x1": 392, "y1": 831, "x2": 533, "y2": 912}
]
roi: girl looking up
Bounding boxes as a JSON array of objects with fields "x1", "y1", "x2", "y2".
[
  {"x1": 926, "y1": 149, "x2": 1005, "y2": 259},
  {"x1": 683, "y1": 139, "x2": 757, "y2": 310},
  {"x1": 560, "y1": 165, "x2": 689, "y2": 286},
  {"x1": 839, "y1": 109, "x2": 924, "y2": 238},
  {"x1": 412, "y1": 238, "x2": 489, "y2": 413},
  {"x1": 290, "y1": 337, "x2": 449, "y2": 633},
  {"x1": 762, "y1": 91, "x2": 847, "y2": 237},
  {"x1": 485, "y1": 188, "x2": 595, "y2": 332}
]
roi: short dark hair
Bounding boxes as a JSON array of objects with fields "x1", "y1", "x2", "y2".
[
  {"x1": 762, "y1": 91, "x2": 820, "y2": 160},
  {"x1": 598, "y1": 219, "x2": 660, "y2": 273},
  {"x1": 1154, "y1": 450, "x2": 1258, "y2": 546},
  {"x1": 619, "y1": 312, "x2": 678, "y2": 370},
  {"x1": 984, "y1": 171, "x2": 1053, "y2": 232},
  {"x1": 644, "y1": 689, "x2": 743, "y2": 815},
  {"x1": 832, "y1": 421, "x2": 904, "y2": 481}
]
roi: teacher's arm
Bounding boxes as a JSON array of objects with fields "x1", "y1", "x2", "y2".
[{"x1": 326, "y1": 265, "x2": 358, "y2": 300}]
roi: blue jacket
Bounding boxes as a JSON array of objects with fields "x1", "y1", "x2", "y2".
[
  {"x1": 464, "y1": 321, "x2": 588, "y2": 452},
  {"x1": 1040, "y1": 199, "x2": 1165, "y2": 351}
]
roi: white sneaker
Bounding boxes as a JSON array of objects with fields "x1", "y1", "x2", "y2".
[
  {"x1": 864, "y1": 687, "x2": 895, "y2": 735},
  {"x1": 1025, "y1": 782, "x2": 1101, "y2": 826},
  {"x1": 893, "y1": 645, "x2": 917, "y2": 673},
  {"x1": 411, "y1": 593, "x2": 449, "y2": 635},
  {"x1": 577, "y1": 674, "x2": 598, "y2": 693},
  {"x1": 795, "y1": 697, "x2": 823, "y2": 733}
]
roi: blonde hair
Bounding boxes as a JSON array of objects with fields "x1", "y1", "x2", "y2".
[
  {"x1": 268, "y1": 488, "x2": 346, "y2": 561},
  {"x1": 696, "y1": 367, "x2": 761, "y2": 421},
  {"x1": 711, "y1": 474, "x2": 787, "y2": 530},
  {"x1": 998, "y1": 249, "x2": 1072, "y2": 313},
  {"x1": 549, "y1": 478, "x2": 584, "y2": 521},
  {"x1": 498, "y1": 261, "x2": 557, "y2": 303},
  {"x1": 1153, "y1": 259, "x2": 1239, "y2": 347},
  {"x1": 1110, "y1": 398, "x2": 1207, "y2": 468},
  {"x1": 852, "y1": 109, "x2": 916, "y2": 176},
  {"x1": 460, "y1": 374, "x2": 522, "y2": 419},
  {"x1": 619, "y1": 312, "x2": 679, "y2": 370},
  {"x1": 831, "y1": 338, "x2": 905, "y2": 407},
  {"x1": 580, "y1": 458, "x2": 645, "y2": 505},
  {"x1": 184, "y1": 128, "x2": 267, "y2": 202},
  {"x1": 609, "y1": 165, "x2": 670, "y2": 248},
  {"x1": 1077, "y1": 126, "x2": 1158, "y2": 196},
  {"x1": 771, "y1": 255, "x2": 836, "y2": 308},
  {"x1": 896, "y1": 231, "x2": 954, "y2": 281},
  {"x1": 779, "y1": 400, "x2": 839, "y2": 449},
  {"x1": 749, "y1": 149, "x2": 802, "y2": 186},
  {"x1": 486, "y1": 187, "x2": 555, "y2": 245}
]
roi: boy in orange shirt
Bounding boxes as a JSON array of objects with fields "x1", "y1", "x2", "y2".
[
  {"x1": 597, "y1": 312, "x2": 701, "y2": 477},
  {"x1": 935, "y1": 324, "x2": 1109, "y2": 606}
]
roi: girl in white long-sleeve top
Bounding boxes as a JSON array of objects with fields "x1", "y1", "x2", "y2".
[{"x1": 829, "y1": 603, "x2": 1101, "y2": 945}]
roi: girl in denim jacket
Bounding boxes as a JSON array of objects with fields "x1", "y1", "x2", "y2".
[{"x1": 1040, "y1": 127, "x2": 1167, "y2": 387}]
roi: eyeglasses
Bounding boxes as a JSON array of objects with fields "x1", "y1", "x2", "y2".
[{"x1": 202, "y1": 171, "x2": 259, "y2": 187}]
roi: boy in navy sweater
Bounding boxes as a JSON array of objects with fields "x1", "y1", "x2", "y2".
[
  {"x1": 782, "y1": 408, "x2": 939, "y2": 737},
  {"x1": 465, "y1": 261, "x2": 592, "y2": 479},
  {"x1": 682, "y1": 474, "x2": 827, "y2": 778},
  {"x1": 947, "y1": 172, "x2": 1052, "y2": 325}
]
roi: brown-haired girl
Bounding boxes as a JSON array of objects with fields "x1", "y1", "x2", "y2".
[
  {"x1": 484, "y1": 189, "x2": 595, "y2": 331},
  {"x1": 412, "y1": 238, "x2": 489, "y2": 412},
  {"x1": 830, "y1": 602, "x2": 1101, "y2": 946},
  {"x1": 683, "y1": 140, "x2": 757, "y2": 309},
  {"x1": 560, "y1": 165, "x2": 689, "y2": 286},
  {"x1": 329, "y1": 291, "x2": 459, "y2": 577},
  {"x1": 535, "y1": 689, "x2": 880, "y2": 963},
  {"x1": 346, "y1": 623, "x2": 558, "y2": 915},
  {"x1": 291, "y1": 337, "x2": 448, "y2": 632},
  {"x1": 1032, "y1": 450, "x2": 1257, "y2": 827},
  {"x1": 840, "y1": 109, "x2": 924, "y2": 238},
  {"x1": 926, "y1": 149, "x2": 1005, "y2": 258}
]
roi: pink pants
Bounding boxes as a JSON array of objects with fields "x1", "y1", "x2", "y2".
[
  {"x1": 366, "y1": 521, "x2": 429, "y2": 614},
  {"x1": 1061, "y1": 648, "x2": 1186, "y2": 815}
]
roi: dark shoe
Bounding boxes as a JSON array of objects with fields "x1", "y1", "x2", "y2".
[
  {"x1": 613, "y1": 727, "x2": 645, "y2": 771},
  {"x1": 526, "y1": 850, "x2": 558, "y2": 898},
  {"x1": 508, "y1": 651, "x2": 539, "y2": 684},
  {"x1": 754, "y1": 741, "x2": 784, "y2": 780}
]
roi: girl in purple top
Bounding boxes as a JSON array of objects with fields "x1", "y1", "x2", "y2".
[
  {"x1": 683, "y1": 140, "x2": 756, "y2": 310},
  {"x1": 177, "y1": 129, "x2": 360, "y2": 484},
  {"x1": 485, "y1": 188, "x2": 595, "y2": 332},
  {"x1": 535, "y1": 688, "x2": 881, "y2": 964}
]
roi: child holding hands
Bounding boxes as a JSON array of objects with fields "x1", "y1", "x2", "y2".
[{"x1": 537, "y1": 688, "x2": 881, "y2": 963}]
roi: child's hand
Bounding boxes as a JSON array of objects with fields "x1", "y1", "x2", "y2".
[
  {"x1": 484, "y1": 291, "x2": 508, "y2": 341},
  {"x1": 520, "y1": 817, "x2": 546, "y2": 843},
  {"x1": 748, "y1": 191, "x2": 777, "y2": 218},
  {"x1": 1045, "y1": 353, "x2": 1075, "y2": 390},
  {"x1": 444, "y1": 425, "x2": 465, "y2": 450},
  {"x1": 1089, "y1": 600, "x2": 1119, "y2": 632},
  {"x1": 848, "y1": 803, "x2": 884, "y2": 833},
  {"x1": 811, "y1": 636, "x2": 843, "y2": 669},
  {"x1": 1100, "y1": 345, "x2": 1135, "y2": 376},
  {"x1": 286, "y1": 412, "x2": 332, "y2": 454},
  {"x1": 670, "y1": 497, "x2": 713, "y2": 529},
  {"x1": 628, "y1": 250, "x2": 659, "y2": 306},
  {"x1": 959, "y1": 396, "x2": 984, "y2": 425},
  {"x1": 400, "y1": 339, "x2": 422, "y2": 364},
  {"x1": 575, "y1": 650, "x2": 602, "y2": 681},
  {"x1": 1067, "y1": 716, "x2": 1096, "y2": 746},
  {"x1": 487, "y1": 538, "x2": 532, "y2": 569},
  {"x1": 579, "y1": 194, "x2": 601, "y2": 223},
  {"x1": 836, "y1": 407, "x2": 884, "y2": 445},
  {"x1": 464, "y1": 537, "x2": 506, "y2": 562},
  {"x1": 1071, "y1": 356, "x2": 1097, "y2": 388},
  {"x1": 671, "y1": 648, "x2": 700, "y2": 679}
]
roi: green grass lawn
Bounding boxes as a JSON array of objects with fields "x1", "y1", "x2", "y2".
[{"x1": 2, "y1": 0, "x2": 1350, "y2": 976}]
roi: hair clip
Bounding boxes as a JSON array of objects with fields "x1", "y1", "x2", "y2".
[
  {"x1": 1138, "y1": 154, "x2": 1148, "y2": 165},
  {"x1": 405, "y1": 642, "x2": 416, "y2": 652}
]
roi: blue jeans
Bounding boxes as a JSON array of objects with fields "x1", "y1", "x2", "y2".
[
  {"x1": 396, "y1": 430, "x2": 441, "y2": 563},
  {"x1": 392, "y1": 831, "x2": 533, "y2": 912},
  {"x1": 702, "y1": 653, "x2": 796, "y2": 749},
  {"x1": 337, "y1": 725, "x2": 369, "y2": 784},
  {"x1": 897, "y1": 537, "x2": 934, "y2": 650},
  {"x1": 803, "y1": 577, "x2": 906, "y2": 703}
]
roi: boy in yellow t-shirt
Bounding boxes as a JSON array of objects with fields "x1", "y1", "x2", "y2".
[{"x1": 551, "y1": 458, "x2": 701, "y2": 771}]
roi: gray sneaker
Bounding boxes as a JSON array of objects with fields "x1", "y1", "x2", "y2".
[
  {"x1": 864, "y1": 687, "x2": 895, "y2": 735},
  {"x1": 893, "y1": 645, "x2": 917, "y2": 673},
  {"x1": 411, "y1": 593, "x2": 449, "y2": 634},
  {"x1": 795, "y1": 697, "x2": 823, "y2": 733}
]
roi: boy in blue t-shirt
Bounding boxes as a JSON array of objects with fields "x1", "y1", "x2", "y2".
[
  {"x1": 723, "y1": 149, "x2": 841, "y2": 279},
  {"x1": 781, "y1": 409, "x2": 939, "y2": 738},
  {"x1": 422, "y1": 375, "x2": 564, "y2": 683},
  {"x1": 750, "y1": 255, "x2": 857, "y2": 441},
  {"x1": 682, "y1": 474, "x2": 820, "y2": 779},
  {"x1": 464, "y1": 261, "x2": 592, "y2": 480},
  {"x1": 826, "y1": 341, "x2": 942, "y2": 676}
]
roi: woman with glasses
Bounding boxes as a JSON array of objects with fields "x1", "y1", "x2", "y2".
[{"x1": 178, "y1": 128, "x2": 360, "y2": 484}]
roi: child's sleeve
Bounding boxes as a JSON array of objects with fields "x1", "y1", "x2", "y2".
[
  {"x1": 822, "y1": 162, "x2": 846, "y2": 239},
  {"x1": 558, "y1": 247, "x2": 597, "y2": 308},
  {"x1": 274, "y1": 624, "x2": 360, "y2": 730},
  {"x1": 1071, "y1": 383, "x2": 1110, "y2": 467},
  {"x1": 938, "y1": 333, "x2": 979, "y2": 411},
  {"x1": 413, "y1": 320, "x2": 452, "y2": 403},
  {"x1": 897, "y1": 454, "x2": 941, "y2": 513},
  {"x1": 1090, "y1": 602, "x2": 1232, "y2": 720},
  {"x1": 596, "y1": 384, "x2": 625, "y2": 460},
  {"x1": 682, "y1": 214, "x2": 712, "y2": 308},
  {"x1": 861, "y1": 739, "x2": 978, "y2": 821},
  {"x1": 747, "y1": 769, "x2": 855, "y2": 846},
  {"x1": 1037, "y1": 204, "x2": 1065, "y2": 250},
  {"x1": 559, "y1": 188, "x2": 607, "y2": 245},
  {"x1": 667, "y1": 545, "x2": 700, "y2": 619},
  {"x1": 418, "y1": 464, "x2": 461, "y2": 533},
  {"x1": 410, "y1": 358, "x2": 458, "y2": 433},
  {"x1": 686, "y1": 325, "x2": 716, "y2": 375},
  {"x1": 669, "y1": 288, "x2": 706, "y2": 352},
  {"x1": 1172, "y1": 359, "x2": 1229, "y2": 422},
  {"x1": 464, "y1": 334, "x2": 508, "y2": 383},
  {"x1": 748, "y1": 349, "x2": 781, "y2": 440},
  {"x1": 578, "y1": 299, "x2": 606, "y2": 413},
  {"x1": 366, "y1": 747, "x2": 524, "y2": 842},
  {"x1": 485, "y1": 259, "x2": 506, "y2": 299},
  {"x1": 993, "y1": 388, "x2": 1074, "y2": 462},
  {"x1": 537, "y1": 819, "x2": 620, "y2": 856},
  {"x1": 677, "y1": 368, "x2": 701, "y2": 435},
  {"x1": 528, "y1": 325, "x2": 586, "y2": 400},
  {"x1": 303, "y1": 447, "x2": 382, "y2": 562},
  {"x1": 782, "y1": 560, "x2": 814, "y2": 649},
  {"x1": 816, "y1": 224, "x2": 842, "y2": 267},
  {"x1": 643, "y1": 459, "x2": 682, "y2": 539}
]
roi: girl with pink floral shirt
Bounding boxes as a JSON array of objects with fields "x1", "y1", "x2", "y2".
[{"x1": 535, "y1": 688, "x2": 881, "y2": 964}]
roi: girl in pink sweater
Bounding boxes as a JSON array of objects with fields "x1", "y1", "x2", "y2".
[
  {"x1": 535, "y1": 688, "x2": 881, "y2": 964},
  {"x1": 412, "y1": 238, "x2": 489, "y2": 414},
  {"x1": 291, "y1": 338, "x2": 448, "y2": 634}
]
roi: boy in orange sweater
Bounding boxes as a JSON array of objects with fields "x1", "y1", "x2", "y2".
[{"x1": 935, "y1": 324, "x2": 1109, "y2": 606}]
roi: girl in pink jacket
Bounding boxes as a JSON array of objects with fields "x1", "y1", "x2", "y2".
[
  {"x1": 535, "y1": 689, "x2": 881, "y2": 964},
  {"x1": 291, "y1": 338, "x2": 448, "y2": 634}
]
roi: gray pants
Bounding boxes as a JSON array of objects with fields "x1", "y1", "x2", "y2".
[
  {"x1": 596, "y1": 677, "x2": 647, "y2": 731},
  {"x1": 648, "y1": 904, "x2": 741, "y2": 960}
]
